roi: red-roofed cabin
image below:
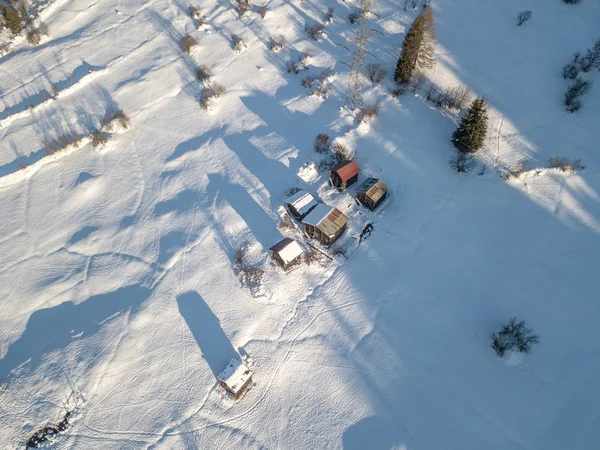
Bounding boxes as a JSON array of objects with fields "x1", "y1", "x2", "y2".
[{"x1": 329, "y1": 160, "x2": 361, "y2": 191}]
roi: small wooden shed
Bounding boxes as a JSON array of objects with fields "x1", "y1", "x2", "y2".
[
  {"x1": 302, "y1": 204, "x2": 349, "y2": 246},
  {"x1": 217, "y1": 358, "x2": 253, "y2": 399},
  {"x1": 285, "y1": 190, "x2": 318, "y2": 220},
  {"x1": 270, "y1": 237, "x2": 304, "y2": 270},
  {"x1": 356, "y1": 178, "x2": 389, "y2": 211},
  {"x1": 330, "y1": 160, "x2": 361, "y2": 191}
]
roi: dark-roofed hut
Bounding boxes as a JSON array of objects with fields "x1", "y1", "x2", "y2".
[
  {"x1": 356, "y1": 178, "x2": 388, "y2": 211},
  {"x1": 270, "y1": 237, "x2": 304, "y2": 270},
  {"x1": 302, "y1": 204, "x2": 349, "y2": 246},
  {"x1": 329, "y1": 160, "x2": 361, "y2": 191}
]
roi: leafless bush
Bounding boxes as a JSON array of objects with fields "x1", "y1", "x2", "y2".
[
  {"x1": 269, "y1": 35, "x2": 283, "y2": 51},
  {"x1": 315, "y1": 133, "x2": 330, "y2": 153},
  {"x1": 211, "y1": 82, "x2": 226, "y2": 97},
  {"x1": 301, "y1": 74, "x2": 314, "y2": 89},
  {"x1": 304, "y1": 249, "x2": 322, "y2": 265},
  {"x1": 348, "y1": 10, "x2": 363, "y2": 24},
  {"x1": 449, "y1": 150, "x2": 476, "y2": 173},
  {"x1": 357, "y1": 101, "x2": 381, "y2": 124},
  {"x1": 199, "y1": 83, "x2": 225, "y2": 109},
  {"x1": 26, "y1": 26, "x2": 41, "y2": 45},
  {"x1": 232, "y1": 34, "x2": 245, "y2": 52},
  {"x1": 305, "y1": 22, "x2": 325, "y2": 41},
  {"x1": 286, "y1": 55, "x2": 308, "y2": 74},
  {"x1": 319, "y1": 68, "x2": 334, "y2": 81},
  {"x1": 517, "y1": 10, "x2": 532, "y2": 26},
  {"x1": 0, "y1": 43, "x2": 10, "y2": 56},
  {"x1": 277, "y1": 216, "x2": 295, "y2": 231},
  {"x1": 389, "y1": 85, "x2": 406, "y2": 98},
  {"x1": 410, "y1": 71, "x2": 426, "y2": 93},
  {"x1": 258, "y1": 4, "x2": 267, "y2": 18},
  {"x1": 237, "y1": 264, "x2": 264, "y2": 286},
  {"x1": 43, "y1": 132, "x2": 81, "y2": 154},
  {"x1": 196, "y1": 64, "x2": 212, "y2": 81},
  {"x1": 285, "y1": 186, "x2": 301, "y2": 197},
  {"x1": 425, "y1": 81, "x2": 439, "y2": 102},
  {"x1": 332, "y1": 141, "x2": 352, "y2": 159},
  {"x1": 235, "y1": 0, "x2": 251, "y2": 16},
  {"x1": 51, "y1": 84, "x2": 60, "y2": 97},
  {"x1": 37, "y1": 21, "x2": 49, "y2": 35},
  {"x1": 324, "y1": 7, "x2": 334, "y2": 23},
  {"x1": 91, "y1": 130, "x2": 109, "y2": 148},
  {"x1": 500, "y1": 159, "x2": 529, "y2": 180},
  {"x1": 189, "y1": 5, "x2": 203, "y2": 24},
  {"x1": 115, "y1": 110, "x2": 131, "y2": 129},
  {"x1": 180, "y1": 34, "x2": 197, "y2": 54},
  {"x1": 444, "y1": 85, "x2": 471, "y2": 110},
  {"x1": 366, "y1": 63, "x2": 387, "y2": 83},
  {"x1": 548, "y1": 156, "x2": 584, "y2": 172}
]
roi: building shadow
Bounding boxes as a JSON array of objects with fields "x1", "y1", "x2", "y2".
[{"x1": 177, "y1": 291, "x2": 237, "y2": 377}]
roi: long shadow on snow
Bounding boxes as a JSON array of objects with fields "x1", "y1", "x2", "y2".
[
  {"x1": 177, "y1": 291, "x2": 237, "y2": 377},
  {"x1": 206, "y1": 173, "x2": 282, "y2": 249},
  {"x1": 342, "y1": 415, "x2": 406, "y2": 450},
  {"x1": 0, "y1": 284, "x2": 151, "y2": 381}
]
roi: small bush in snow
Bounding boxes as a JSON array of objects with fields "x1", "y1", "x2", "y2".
[
  {"x1": 562, "y1": 53, "x2": 581, "y2": 80},
  {"x1": 232, "y1": 34, "x2": 245, "y2": 52},
  {"x1": 324, "y1": 7, "x2": 334, "y2": 24},
  {"x1": 305, "y1": 22, "x2": 325, "y2": 41},
  {"x1": 562, "y1": 0, "x2": 581, "y2": 4},
  {"x1": 26, "y1": 26, "x2": 42, "y2": 45},
  {"x1": 277, "y1": 216, "x2": 295, "y2": 231},
  {"x1": 258, "y1": 4, "x2": 268, "y2": 18},
  {"x1": 115, "y1": 110, "x2": 131, "y2": 129},
  {"x1": 43, "y1": 133, "x2": 81, "y2": 154},
  {"x1": 366, "y1": 63, "x2": 387, "y2": 84},
  {"x1": 286, "y1": 55, "x2": 308, "y2": 74},
  {"x1": 189, "y1": 5, "x2": 203, "y2": 25},
  {"x1": 234, "y1": 247, "x2": 264, "y2": 288},
  {"x1": 200, "y1": 83, "x2": 225, "y2": 109},
  {"x1": 390, "y1": 85, "x2": 406, "y2": 98},
  {"x1": 196, "y1": 64, "x2": 212, "y2": 81},
  {"x1": 314, "y1": 133, "x2": 331, "y2": 153},
  {"x1": 516, "y1": 10, "x2": 532, "y2": 26},
  {"x1": 269, "y1": 35, "x2": 283, "y2": 51},
  {"x1": 91, "y1": 130, "x2": 109, "y2": 148},
  {"x1": 357, "y1": 101, "x2": 381, "y2": 124},
  {"x1": 348, "y1": 10, "x2": 363, "y2": 24},
  {"x1": 579, "y1": 39, "x2": 600, "y2": 72},
  {"x1": 304, "y1": 249, "x2": 322, "y2": 265},
  {"x1": 301, "y1": 74, "x2": 314, "y2": 89},
  {"x1": 307, "y1": 70, "x2": 333, "y2": 98},
  {"x1": 491, "y1": 317, "x2": 539, "y2": 357},
  {"x1": 564, "y1": 77, "x2": 591, "y2": 113},
  {"x1": 26, "y1": 411, "x2": 72, "y2": 450},
  {"x1": 444, "y1": 85, "x2": 471, "y2": 110},
  {"x1": 548, "y1": 156, "x2": 584, "y2": 172},
  {"x1": 410, "y1": 71, "x2": 426, "y2": 93},
  {"x1": 449, "y1": 150, "x2": 476, "y2": 173},
  {"x1": 180, "y1": 34, "x2": 197, "y2": 54},
  {"x1": 235, "y1": 0, "x2": 251, "y2": 16},
  {"x1": 332, "y1": 141, "x2": 352, "y2": 159}
]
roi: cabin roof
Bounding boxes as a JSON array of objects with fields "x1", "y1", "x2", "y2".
[
  {"x1": 270, "y1": 238, "x2": 304, "y2": 264},
  {"x1": 303, "y1": 204, "x2": 348, "y2": 238},
  {"x1": 217, "y1": 359, "x2": 253, "y2": 395},
  {"x1": 330, "y1": 160, "x2": 361, "y2": 182},
  {"x1": 285, "y1": 190, "x2": 318, "y2": 216},
  {"x1": 357, "y1": 178, "x2": 388, "y2": 203}
]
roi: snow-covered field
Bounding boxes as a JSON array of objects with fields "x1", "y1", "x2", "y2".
[{"x1": 1, "y1": 0, "x2": 599, "y2": 448}]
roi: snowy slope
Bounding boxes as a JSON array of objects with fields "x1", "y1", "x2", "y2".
[{"x1": 1, "y1": 0, "x2": 599, "y2": 448}]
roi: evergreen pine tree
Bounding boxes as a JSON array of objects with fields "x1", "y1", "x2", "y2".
[
  {"x1": 394, "y1": 5, "x2": 436, "y2": 85},
  {"x1": 451, "y1": 97, "x2": 488, "y2": 153},
  {"x1": 3, "y1": 6, "x2": 23, "y2": 36}
]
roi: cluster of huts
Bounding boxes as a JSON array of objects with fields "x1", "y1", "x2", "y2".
[
  {"x1": 217, "y1": 160, "x2": 388, "y2": 400},
  {"x1": 270, "y1": 159, "x2": 388, "y2": 271}
]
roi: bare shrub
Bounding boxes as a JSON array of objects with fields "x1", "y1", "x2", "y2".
[
  {"x1": 517, "y1": 10, "x2": 532, "y2": 26},
  {"x1": 425, "y1": 81, "x2": 439, "y2": 102},
  {"x1": 37, "y1": 21, "x2": 49, "y2": 35},
  {"x1": 115, "y1": 110, "x2": 131, "y2": 129},
  {"x1": 91, "y1": 130, "x2": 109, "y2": 148},
  {"x1": 232, "y1": 34, "x2": 245, "y2": 52},
  {"x1": 564, "y1": 77, "x2": 591, "y2": 113},
  {"x1": 285, "y1": 186, "x2": 301, "y2": 197},
  {"x1": 51, "y1": 84, "x2": 60, "y2": 97},
  {"x1": 410, "y1": 71, "x2": 426, "y2": 93},
  {"x1": 500, "y1": 159, "x2": 528, "y2": 180},
  {"x1": 357, "y1": 101, "x2": 381, "y2": 124},
  {"x1": 444, "y1": 85, "x2": 471, "y2": 110},
  {"x1": 286, "y1": 55, "x2": 308, "y2": 74},
  {"x1": 548, "y1": 156, "x2": 584, "y2": 172},
  {"x1": 199, "y1": 83, "x2": 225, "y2": 109},
  {"x1": 211, "y1": 82, "x2": 226, "y2": 97},
  {"x1": 180, "y1": 34, "x2": 197, "y2": 54},
  {"x1": 304, "y1": 249, "x2": 322, "y2": 265},
  {"x1": 26, "y1": 27, "x2": 41, "y2": 45},
  {"x1": 43, "y1": 132, "x2": 81, "y2": 154},
  {"x1": 269, "y1": 35, "x2": 283, "y2": 51},
  {"x1": 324, "y1": 7, "x2": 334, "y2": 24},
  {"x1": 319, "y1": 68, "x2": 334, "y2": 81},
  {"x1": 366, "y1": 63, "x2": 387, "y2": 83},
  {"x1": 301, "y1": 74, "x2": 314, "y2": 89},
  {"x1": 332, "y1": 141, "x2": 351, "y2": 159},
  {"x1": 258, "y1": 4, "x2": 267, "y2": 18},
  {"x1": 389, "y1": 85, "x2": 406, "y2": 98},
  {"x1": 189, "y1": 5, "x2": 203, "y2": 25},
  {"x1": 562, "y1": 52, "x2": 581, "y2": 80},
  {"x1": 305, "y1": 22, "x2": 325, "y2": 41},
  {"x1": 196, "y1": 64, "x2": 212, "y2": 81},
  {"x1": 348, "y1": 10, "x2": 363, "y2": 24},
  {"x1": 315, "y1": 133, "x2": 330, "y2": 153},
  {"x1": 235, "y1": 0, "x2": 251, "y2": 16},
  {"x1": 449, "y1": 151, "x2": 476, "y2": 173},
  {"x1": 237, "y1": 264, "x2": 264, "y2": 286},
  {"x1": 491, "y1": 317, "x2": 539, "y2": 357},
  {"x1": 0, "y1": 43, "x2": 10, "y2": 56},
  {"x1": 277, "y1": 216, "x2": 295, "y2": 231}
]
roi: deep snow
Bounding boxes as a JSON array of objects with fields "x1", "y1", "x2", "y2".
[{"x1": 1, "y1": 0, "x2": 599, "y2": 448}]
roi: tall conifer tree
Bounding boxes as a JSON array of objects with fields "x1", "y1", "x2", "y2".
[{"x1": 451, "y1": 97, "x2": 488, "y2": 153}]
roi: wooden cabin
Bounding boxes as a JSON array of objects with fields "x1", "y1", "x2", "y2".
[
  {"x1": 356, "y1": 178, "x2": 389, "y2": 211},
  {"x1": 270, "y1": 237, "x2": 304, "y2": 270},
  {"x1": 217, "y1": 358, "x2": 253, "y2": 399},
  {"x1": 302, "y1": 204, "x2": 349, "y2": 246},
  {"x1": 285, "y1": 190, "x2": 318, "y2": 220},
  {"x1": 329, "y1": 160, "x2": 361, "y2": 191}
]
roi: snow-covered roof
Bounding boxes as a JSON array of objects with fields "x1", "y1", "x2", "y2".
[
  {"x1": 302, "y1": 203, "x2": 333, "y2": 226},
  {"x1": 270, "y1": 237, "x2": 304, "y2": 264},
  {"x1": 303, "y1": 204, "x2": 348, "y2": 238},
  {"x1": 217, "y1": 359, "x2": 253, "y2": 395},
  {"x1": 286, "y1": 190, "x2": 318, "y2": 217}
]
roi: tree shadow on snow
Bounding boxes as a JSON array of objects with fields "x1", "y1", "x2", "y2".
[
  {"x1": 177, "y1": 291, "x2": 237, "y2": 377},
  {"x1": 342, "y1": 415, "x2": 407, "y2": 450},
  {"x1": 0, "y1": 284, "x2": 152, "y2": 381}
]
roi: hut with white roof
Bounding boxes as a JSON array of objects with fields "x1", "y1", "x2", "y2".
[
  {"x1": 285, "y1": 190, "x2": 318, "y2": 220},
  {"x1": 302, "y1": 204, "x2": 349, "y2": 246},
  {"x1": 217, "y1": 358, "x2": 253, "y2": 399},
  {"x1": 270, "y1": 237, "x2": 304, "y2": 270}
]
